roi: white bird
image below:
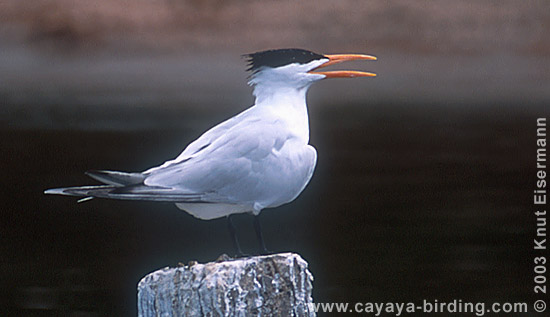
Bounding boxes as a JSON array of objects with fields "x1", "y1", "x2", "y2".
[{"x1": 45, "y1": 48, "x2": 376, "y2": 255}]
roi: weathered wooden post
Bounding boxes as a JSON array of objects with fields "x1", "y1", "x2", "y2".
[{"x1": 137, "y1": 252, "x2": 315, "y2": 316}]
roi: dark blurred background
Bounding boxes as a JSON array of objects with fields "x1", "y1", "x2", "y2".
[{"x1": 1, "y1": 0, "x2": 549, "y2": 315}]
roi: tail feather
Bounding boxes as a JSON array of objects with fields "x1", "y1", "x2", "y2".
[
  {"x1": 44, "y1": 185, "x2": 117, "y2": 197},
  {"x1": 44, "y1": 184, "x2": 208, "y2": 202},
  {"x1": 45, "y1": 170, "x2": 217, "y2": 203},
  {"x1": 85, "y1": 170, "x2": 145, "y2": 186}
]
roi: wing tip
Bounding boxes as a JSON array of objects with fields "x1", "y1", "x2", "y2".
[{"x1": 44, "y1": 188, "x2": 64, "y2": 195}]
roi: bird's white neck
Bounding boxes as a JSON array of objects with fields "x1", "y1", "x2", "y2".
[{"x1": 252, "y1": 82, "x2": 312, "y2": 143}]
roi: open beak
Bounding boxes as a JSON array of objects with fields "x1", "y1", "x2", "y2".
[{"x1": 308, "y1": 54, "x2": 377, "y2": 78}]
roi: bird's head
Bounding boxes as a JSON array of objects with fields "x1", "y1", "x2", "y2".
[{"x1": 244, "y1": 48, "x2": 376, "y2": 91}]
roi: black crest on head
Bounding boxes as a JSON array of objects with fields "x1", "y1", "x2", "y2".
[{"x1": 244, "y1": 48, "x2": 325, "y2": 73}]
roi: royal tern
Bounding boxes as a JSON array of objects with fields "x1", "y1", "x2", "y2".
[{"x1": 45, "y1": 48, "x2": 376, "y2": 256}]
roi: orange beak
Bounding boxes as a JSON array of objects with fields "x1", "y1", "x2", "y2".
[{"x1": 308, "y1": 54, "x2": 377, "y2": 78}]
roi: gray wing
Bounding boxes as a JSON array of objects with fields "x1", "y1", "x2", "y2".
[
  {"x1": 143, "y1": 106, "x2": 256, "y2": 174},
  {"x1": 45, "y1": 107, "x2": 288, "y2": 205},
  {"x1": 143, "y1": 115, "x2": 289, "y2": 204}
]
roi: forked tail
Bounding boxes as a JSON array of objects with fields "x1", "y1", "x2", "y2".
[{"x1": 44, "y1": 170, "x2": 207, "y2": 203}]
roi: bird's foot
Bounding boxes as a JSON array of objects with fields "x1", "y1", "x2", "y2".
[
  {"x1": 234, "y1": 251, "x2": 251, "y2": 259},
  {"x1": 215, "y1": 254, "x2": 232, "y2": 262},
  {"x1": 258, "y1": 247, "x2": 274, "y2": 256}
]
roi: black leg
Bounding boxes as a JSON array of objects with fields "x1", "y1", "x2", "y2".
[
  {"x1": 227, "y1": 215, "x2": 247, "y2": 257},
  {"x1": 254, "y1": 214, "x2": 271, "y2": 255}
]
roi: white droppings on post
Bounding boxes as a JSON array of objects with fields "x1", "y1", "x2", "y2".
[{"x1": 137, "y1": 252, "x2": 315, "y2": 317}]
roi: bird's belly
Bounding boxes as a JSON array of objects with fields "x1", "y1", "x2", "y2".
[{"x1": 175, "y1": 203, "x2": 251, "y2": 220}]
